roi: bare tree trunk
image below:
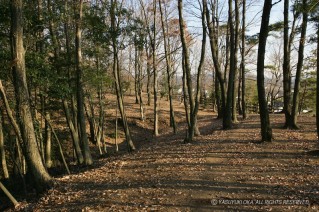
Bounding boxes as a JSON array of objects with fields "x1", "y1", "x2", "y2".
[
  {"x1": 41, "y1": 113, "x2": 70, "y2": 174},
  {"x1": 111, "y1": 0, "x2": 135, "y2": 151},
  {"x1": 178, "y1": 0, "x2": 195, "y2": 141},
  {"x1": 115, "y1": 99, "x2": 119, "y2": 153},
  {"x1": 62, "y1": 100, "x2": 84, "y2": 164},
  {"x1": 75, "y1": 0, "x2": 92, "y2": 165},
  {"x1": 232, "y1": 0, "x2": 240, "y2": 123},
  {"x1": 238, "y1": 70, "x2": 242, "y2": 115},
  {"x1": 136, "y1": 49, "x2": 145, "y2": 121},
  {"x1": 0, "y1": 81, "x2": 23, "y2": 149},
  {"x1": 224, "y1": 0, "x2": 236, "y2": 129},
  {"x1": 283, "y1": 0, "x2": 292, "y2": 128},
  {"x1": 256, "y1": 0, "x2": 273, "y2": 142},
  {"x1": 283, "y1": 0, "x2": 299, "y2": 128},
  {"x1": 182, "y1": 56, "x2": 190, "y2": 128},
  {"x1": 178, "y1": 0, "x2": 206, "y2": 142},
  {"x1": 132, "y1": 48, "x2": 139, "y2": 104},
  {"x1": 291, "y1": 0, "x2": 308, "y2": 129},
  {"x1": 13, "y1": 136, "x2": 24, "y2": 176},
  {"x1": 215, "y1": 77, "x2": 222, "y2": 118},
  {"x1": 241, "y1": 0, "x2": 247, "y2": 119},
  {"x1": 10, "y1": 0, "x2": 52, "y2": 192},
  {"x1": 0, "y1": 182, "x2": 19, "y2": 207},
  {"x1": 85, "y1": 94, "x2": 97, "y2": 144},
  {"x1": 0, "y1": 82, "x2": 25, "y2": 181},
  {"x1": 159, "y1": 0, "x2": 176, "y2": 134},
  {"x1": 317, "y1": 23, "x2": 319, "y2": 140},
  {"x1": 0, "y1": 110, "x2": 9, "y2": 179},
  {"x1": 152, "y1": 0, "x2": 159, "y2": 137},
  {"x1": 44, "y1": 112, "x2": 52, "y2": 168},
  {"x1": 146, "y1": 42, "x2": 151, "y2": 106},
  {"x1": 96, "y1": 89, "x2": 105, "y2": 155},
  {"x1": 205, "y1": 0, "x2": 225, "y2": 119},
  {"x1": 96, "y1": 54, "x2": 106, "y2": 155}
]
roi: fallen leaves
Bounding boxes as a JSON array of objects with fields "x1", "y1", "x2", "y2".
[{"x1": 18, "y1": 114, "x2": 319, "y2": 211}]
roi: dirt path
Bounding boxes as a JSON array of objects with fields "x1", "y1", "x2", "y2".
[{"x1": 18, "y1": 112, "x2": 319, "y2": 211}]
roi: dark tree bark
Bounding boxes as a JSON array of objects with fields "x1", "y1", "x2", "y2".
[
  {"x1": 178, "y1": 0, "x2": 195, "y2": 141},
  {"x1": 316, "y1": 17, "x2": 319, "y2": 139},
  {"x1": 75, "y1": 0, "x2": 93, "y2": 165},
  {"x1": 241, "y1": 0, "x2": 247, "y2": 119},
  {"x1": 232, "y1": 0, "x2": 240, "y2": 123},
  {"x1": 283, "y1": 0, "x2": 293, "y2": 128},
  {"x1": 133, "y1": 49, "x2": 139, "y2": 104},
  {"x1": 182, "y1": 55, "x2": 190, "y2": 128},
  {"x1": 291, "y1": 0, "x2": 308, "y2": 129},
  {"x1": 10, "y1": 0, "x2": 52, "y2": 192},
  {"x1": 256, "y1": 0, "x2": 273, "y2": 142},
  {"x1": 224, "y1": 0, "x2": 236, "y2": 129}
]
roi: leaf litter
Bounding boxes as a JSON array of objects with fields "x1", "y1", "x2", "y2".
[{"x1": 9, "y1": 98, "x2": 319, "y2": 211}]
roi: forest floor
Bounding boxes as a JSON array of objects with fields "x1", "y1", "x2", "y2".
[{"x1": 3, "y1": 95, "x2": 319, "y2": 211}]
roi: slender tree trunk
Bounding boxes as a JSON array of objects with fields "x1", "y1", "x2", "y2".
[
  {"x1": 241, "y1": 0, "x2": 247, "y2": 119},
  {"x1": 238, "y1": 70, "x2": 242, "y2": 115},
  {"x1": 256, "y1": 0, "x2": 273, "y2": 142},
  {"x1": 178, "y1": 0, "x2": 206, "y2": 142},
  {"x1": 0, "y1": 110, "x2": 9, "y2": 179},
  {"x1": 182, "y1": 56, "x2": 190, "y2": 128},
  {"x1": 192, "y1": 0, "x2": 207, "y2": 138},
  {"x1": 75, "y1": 0, "x2": 92, "y2": 165},
  {"x1": 111, "y1": 0, "x2": 135, "y2": 151},
  {"x1": 152, "y1": 0, "x2": 159, "y2": 137},
  {"x1": 85, "y1": 94, "x2": 96, "y2": 144},
  {"x1": 317, "y1": 22, "x2": 319, "y2": 139},
  {"x1": 133, "y1": 49, "x2": 139, "y2": 104},
  {"x1": 299, "y1": 81, "x2": 307, "y2": 114},
  {"x1": 178, "y1": 0, "x2": 195, "y2": 141},
  {"x1": 205, "y1": 0, "x2": 225, "y2": 119},
  {"x1": 232, "y1": 0, "x2": 239, "y2": 123},
  {"x1": 13, "y1": 136, "x2": 23, "y2": 176},
  {"x1": 10, "y1": 0, "x2": 52, "y2": 192},
  {"x1": 62, "y1": 100, "x2": 84, "y2": 164},
  {"x1": 0, "y1": 182, "x2": 19, "y2": 207},
  {"x1": 283, "y1": 0, "x2": 293, "y2": 128},
  {"x1": 115, "y1": 98, "x2": 119, "y2": 152},
  {"x1": 146, "y1": 41, "x2": 151, "y2": 106},
  {"x1": 96, "y1": 87, "x2": 105, "y2": 155},
  {"x1": 44, "y1": 112, "x2": 52, "y2": 168},
  {"x1": 224, "y1": 27, "x2": 230, "y2": 85},
  {"x1": 95, "y1": 52, "x2": 106, "y2": 155},
  {"x1": 41, "y1": 113, "x2": 70, "y2": 174},
  {"x1": 136, "y1": 49, "x2": 145, "y2": 121},
  {"x1": 215, "y1": 77, "x2": 222, "y2": 118},
  {"x1": 0, "y1": 81, "x2": 23, "y2": 146},
  {"x1": 291, "y1": 0, "x2": 308, "y2": 129},
  {"x1": 0, "y1": 81, "x2": 25, "y2": 179},
  {"x1": 224, "y1": 0, "x2": 236, "y2": 129},
  {"x1": 159, "y1": 0, "x2": 176, "y2": 134}
]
